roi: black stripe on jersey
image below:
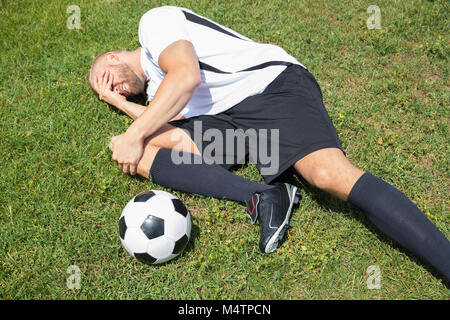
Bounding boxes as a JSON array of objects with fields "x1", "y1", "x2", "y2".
[
  {"x1": 182, "y1": 10, "x2": 248, "y2": 41},
  {"x1": 198, "y1": 61, "x2": 231, "y2": 74},
  {"x1": 239, "y1": 61, "x2": 293, "y2": 72},
  {"x1": 198, "y1": 60, "x2": 293, "y2": 74},
  {"x1": 182, "y1": 10, "x2": 297, "y2": 74}
]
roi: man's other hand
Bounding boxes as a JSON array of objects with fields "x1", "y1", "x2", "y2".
[
  {"x1": 96, "y1": 70, "x2": 126, "y2": 108},
  {"x1": 109, "y1": 132, "x2": 144, "y2": 175}
]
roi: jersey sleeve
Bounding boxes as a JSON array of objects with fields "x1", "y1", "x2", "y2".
[{"x1": 139, "y1": 6, "x2": 192, "y2": 66}]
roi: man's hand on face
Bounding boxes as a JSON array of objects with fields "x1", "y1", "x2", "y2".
[
  {"x1": 96, "y1": 70, "x2": 126, "y2": 108},
  {"x1": 109, "y1": 132, "x2": 144, "y2": 175}
]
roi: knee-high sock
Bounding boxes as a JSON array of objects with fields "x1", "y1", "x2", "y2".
[
  {"x1": 149, "y1": 148, "x2": 273, "y2": 203},
  {"x1": 348, "y1": 172, "x2": 450, "y2": 281}
]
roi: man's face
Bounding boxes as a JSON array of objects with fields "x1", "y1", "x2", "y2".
[
  {"x1": 107, "y1": 63, "x2": 143, "y2": 97},
  {"x1": 91, "y1": 54, "x2": 143, "y2": 97}
]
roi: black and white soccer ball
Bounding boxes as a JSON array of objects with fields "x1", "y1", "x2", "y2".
[{"x1": 118, "y1": 190, "x2": 191, "y2": 265}]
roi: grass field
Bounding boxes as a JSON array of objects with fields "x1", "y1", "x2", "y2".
[{"x1": 0, "y1": 0, "x2": 449, "y2": 299}]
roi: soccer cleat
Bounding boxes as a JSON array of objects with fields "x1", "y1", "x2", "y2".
[{"x1": 246, "y1": 183, "x2": 301, "y2": 253}]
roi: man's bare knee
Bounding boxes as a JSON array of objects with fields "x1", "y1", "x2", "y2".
[
  {"x1": 293, "y1": 148, "x2": 364, "y2": 200},
  {"x1": 145, "y1": 124, "x2": 200, "y2": 155},
  {"x1": 134, "y1": 124, "x2": 200, "y2": 179},
  {"x1": 309, "y1": 167, "x2": 336, "y2": 191},
  {"x1": 137, "y1": 144, "x2": 160, "y2": 179}
]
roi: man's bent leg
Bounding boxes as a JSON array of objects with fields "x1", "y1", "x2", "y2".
[
  {"x1": 135, "y1": 124, "x2": 274, "y2": 204},
  {"x1": 294, "y1": 147, "x2": 450, "y2": 281},
  {"x1": 134, "y1": 123, "x2": 297, "y2": 252},
  {"x1": 136, "y1": 123, "x2": 200, "y2": 179}
]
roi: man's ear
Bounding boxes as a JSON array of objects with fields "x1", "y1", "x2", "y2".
[{"x1": 105, "y1": 52, "x2": 120, "y2": 64}]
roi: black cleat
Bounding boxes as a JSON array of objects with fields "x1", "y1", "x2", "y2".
[{"x1": 246, "y1": 183, "x2": 301, "y2": 253}]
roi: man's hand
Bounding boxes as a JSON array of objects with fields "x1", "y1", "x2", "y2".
[
  {"x1": 95, "y1": 70, "x2": 126, "y2": 108},
  {"x1": 109, "y1": 131, "x2": 144, "y2": 175}
]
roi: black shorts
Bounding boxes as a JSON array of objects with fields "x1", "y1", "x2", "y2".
[{"x1": 168, "y1": 64, "x2": 344, "y2": 184}]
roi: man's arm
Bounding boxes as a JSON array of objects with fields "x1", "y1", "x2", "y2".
[
  {"x1": 96, "y1": 79, "x2": 183, "y2": 121},
  {"x1": 109, "y1": 40, "x2": 201, "y2": 175},
  {"x1": 117, "y1": 100, "x2": 146, "y2": 120},
  {"x1": 126, "y1": 40, "x2": 200, "y2": 139},
  {"x1": 115, "y1": 100, "x2": 185, "y2": 121}
]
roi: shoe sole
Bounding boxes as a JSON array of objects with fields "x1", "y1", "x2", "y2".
[{"x1": 263, "y1": 184, "x2": 301, "y2": 253}]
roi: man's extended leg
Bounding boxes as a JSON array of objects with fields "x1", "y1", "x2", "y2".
[{"x1": 294, "y1": 147, "x2": 450, "y2": 281}]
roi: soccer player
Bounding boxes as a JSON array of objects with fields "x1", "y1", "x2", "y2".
[{"x1": 89, "y1": 6, "x2": 450, "y2": 281}]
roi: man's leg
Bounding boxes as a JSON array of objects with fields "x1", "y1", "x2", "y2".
[
  {"x1": 135, "y1": 124, "x2": 274, "y2": 203},
  {"x1": 134, "y1": 123, "x2": 298, "y2": 253},
  {"x1": 294, "y1": 147, "x2": 450, "y2": 281}
]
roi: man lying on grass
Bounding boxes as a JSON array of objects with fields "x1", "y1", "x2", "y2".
[{"x1": 88, "y1": 6, "x2": 450, "y2": 281}]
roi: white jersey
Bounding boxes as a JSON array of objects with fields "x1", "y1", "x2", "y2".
[{"x1": 139, "y1": 6, "x2": 305, "y2": 118}]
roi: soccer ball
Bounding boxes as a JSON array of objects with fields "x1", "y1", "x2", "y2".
[{"x1": 118, "y1": 190, "x2": 191, "y2": 265}]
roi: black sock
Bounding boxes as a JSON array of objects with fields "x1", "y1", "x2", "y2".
[
  {"x1": 149, "y1": 148, "x2": 274, "y2": 203},
  {"x1": 348, "y1": 172, "x2": 450, "y2": 281}
]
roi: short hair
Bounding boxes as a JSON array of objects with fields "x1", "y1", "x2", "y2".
[{"x1": 88, "y1": 50, "x2": 122, "y2": 95}]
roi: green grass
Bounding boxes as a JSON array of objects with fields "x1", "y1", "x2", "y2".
[{"x1": 0, "y1": 0, "x2": 449, "y2": 299}]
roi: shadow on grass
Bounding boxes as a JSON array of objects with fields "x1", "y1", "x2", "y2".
[
  {"x1": 106, "y1": 94, "x2": 148, "y2": 116},
  {"x1": 273, "y1": 168, "x2": 449, "y2": 287}
]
